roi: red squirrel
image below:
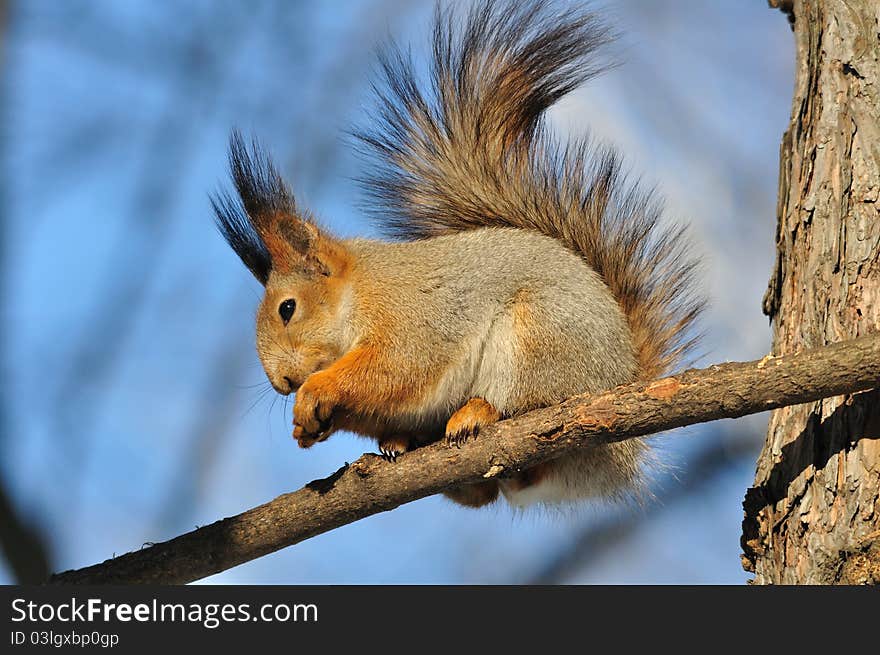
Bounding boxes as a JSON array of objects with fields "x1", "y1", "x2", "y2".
[{"x1": 212, "y1": 0, "x2": 702, "y2": 508}]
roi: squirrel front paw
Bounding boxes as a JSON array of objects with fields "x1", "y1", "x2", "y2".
[
  {"x1": 445, "y1": 397, "x2": 501, "y2": 448},
  {"x1": 293, "y1": 372, "x2": 337, "y2": 447}
]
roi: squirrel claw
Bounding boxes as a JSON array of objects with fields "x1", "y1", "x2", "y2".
[
  {"x1": 378, "y1": 436, "x2": 409, "y2": 462},
  {"x1": 444, "y1": 398, "x2": 500, "y2": 450},
  {"x1": 379, "y1": 446, "x2": 400, "y2": 462},
  {"x1": 446, "y1": 431, "x2": 471, "y2": 449}
]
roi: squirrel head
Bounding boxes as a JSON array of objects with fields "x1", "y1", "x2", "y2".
[{"x1": 213, "y1": 132, "x2": 353, "y2": 394}]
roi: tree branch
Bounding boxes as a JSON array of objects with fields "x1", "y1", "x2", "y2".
[{"x1": 50, "y1": 333, "x2": 880, "y2": 584}]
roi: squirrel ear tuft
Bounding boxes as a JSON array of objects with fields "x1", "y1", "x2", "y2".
[{"x1": 213, "y1": 130, "x2": 344, "y2": 281}]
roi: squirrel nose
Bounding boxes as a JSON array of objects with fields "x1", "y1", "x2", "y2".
[{"x1": 272, "y1": 376, "x2": 298, "y2": 395}]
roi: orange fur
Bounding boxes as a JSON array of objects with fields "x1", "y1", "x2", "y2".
[
  {"x1": 445, "y1": 397, "x2": 501, "y2": 448},
  {"x1": 293, "y1": 345, "x2": 437, "y2": 443},
  {"x1": 262, "y1": 229, "x2": 299, "y2": 274}
]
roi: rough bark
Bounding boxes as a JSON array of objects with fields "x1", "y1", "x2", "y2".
[
  {"x1": 49, "y1": 333, "x2": 880, "y2": 584},
  {"x1": 742, "y1": 0, "x2": 880, "y2": 584}
]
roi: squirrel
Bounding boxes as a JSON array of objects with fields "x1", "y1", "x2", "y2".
[{"x1": 212, "y1": 0, "x2": 702, "y2": 508}]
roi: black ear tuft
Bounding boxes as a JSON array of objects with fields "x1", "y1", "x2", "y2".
[
  {"x1": 211, "y1": 130, "x2": 296, "y2": 285},
  {"x1": 227, "y1": 130, "x2": 296, "y2": 224},
  {"x1": 210, "y1": 188, "x2": 272, "y2": 285}
]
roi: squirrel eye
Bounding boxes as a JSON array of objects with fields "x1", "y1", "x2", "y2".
[{"x1": 278, "y1": 299, "x2": 296, "y2": 324}]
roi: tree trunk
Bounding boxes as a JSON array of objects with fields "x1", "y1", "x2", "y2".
[{"x1": 742, "y1": 0, "x2": 880, "y2": 584}]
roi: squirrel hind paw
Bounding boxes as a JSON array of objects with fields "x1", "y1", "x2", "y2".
[
  {"x1": 378, "y1": 436, "x2": 410, "y2": 462},
  {"x1": 445, "y1": 398, "x2": 501, "y2": 448}
]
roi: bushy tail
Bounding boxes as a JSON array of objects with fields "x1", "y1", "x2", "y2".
[{"x1": 355, "y1": 0, "x2": 702, "y2": 378}]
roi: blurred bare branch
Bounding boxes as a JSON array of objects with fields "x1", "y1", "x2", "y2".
[
  {"x1": 0, "y1": 0, "x2": 53, "y2": 584},
  {"x1": 151, "y1": 295, "x2": 257, "y2": 533},
  {"x1": 49, "y1": 5, "x2": 261, "y2": 493},
  {"x1": 0, "y1": 481, "x2": 52, "y2": 584}
]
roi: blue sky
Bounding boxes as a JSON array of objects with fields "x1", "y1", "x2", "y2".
[{"x1": 1, "y1": 0, "x2": 794, "y2": 584}]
